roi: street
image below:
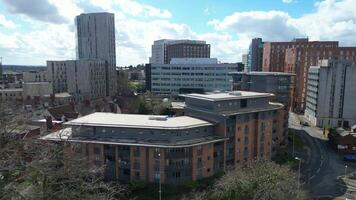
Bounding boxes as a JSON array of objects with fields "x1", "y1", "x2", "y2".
[{"x1": 289, "y1": 113, "x2": 356, "y2": 199}]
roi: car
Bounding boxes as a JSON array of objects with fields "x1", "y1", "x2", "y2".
[
  {"x1": 300, "y1": 121, "x2": 309, "y2": 126},
  {"x1": 343, "y1": 155, "x2": 356, "y2": 162}
]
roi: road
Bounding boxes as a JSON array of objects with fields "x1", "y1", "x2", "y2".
[{"x1": 289, "y1": 113, "x2": 356, "y2": 199}]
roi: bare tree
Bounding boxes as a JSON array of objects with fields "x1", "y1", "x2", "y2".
[
  {"x1": 0, "y1": 102, "x2": 128, "y2": 200},
  {"x1": 184, "y1": 161, "x2": 308, "y2": 200}
]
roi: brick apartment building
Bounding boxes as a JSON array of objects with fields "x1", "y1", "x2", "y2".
[
  {"x1": 42, "y1": 91, "x2": 284, "y2": 184},
  {"x1": 262, "y1": 38, "x2": 338, "y2": 72}
]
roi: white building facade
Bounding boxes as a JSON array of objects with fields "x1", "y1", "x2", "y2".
[
  {"x1": 47, "y1": 60, "x2": 107, "y2": 101},
  {"x1": 305, "y1": 59, "x2": 356, "y2": 127},
  {"x1": 22, "y1": 82, "x2": 52, "y2": 99},
  {"x1": 75, "y1": 12, "x2": 117, "y2": 96},
  {"x1": 148, "y1": 58, "x2": 239, "y2": 96}
]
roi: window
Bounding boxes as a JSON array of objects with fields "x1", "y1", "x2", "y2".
[{"x1": 241, "y1": 99, "x2": 247, "y2": 108}]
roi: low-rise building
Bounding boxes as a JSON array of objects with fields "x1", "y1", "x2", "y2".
[
  {"x1": 0, "y1": 88, "x2": 23, "y2": 101},
  {"x1": 305, "y1": 59, "x2": 356, "y2": 128},
  {"x1": 23, "y1": 70, "x2": 48, "y2": 82},
  {"x1": 328, "y1": 126, "x2": 356, "y2": 154},
  {"x1": 22, "y1": 82, "x2": 52, "y2": 100},
  {"x1": 42, "y1": 91, "x2": 284, "y2": 184}
]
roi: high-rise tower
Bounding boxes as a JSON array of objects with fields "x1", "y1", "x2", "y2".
[{"x1": 75, "y1": 12, "x2": 117, "y2": 96}]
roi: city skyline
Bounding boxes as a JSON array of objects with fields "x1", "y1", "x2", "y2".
[{"x1": 0, "y1": 0, "x2": 356, "y2": 66}]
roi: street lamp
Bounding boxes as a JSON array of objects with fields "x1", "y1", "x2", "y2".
[
  {"x1": 158, "y1": 153, "x2": 162, "y2": 200},
  {"x1": 292, "y1": 131, "x2": 295, "y2": 156},
  {"x1": 295, "y1": 157, "x2": 302, "y2": 197},
  {"x1": 345, "y1": 165, "x2": 348, "y2": 177}
]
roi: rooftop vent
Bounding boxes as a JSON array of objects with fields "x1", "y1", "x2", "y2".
[
  {"x1": 149, "y1": 116, "x2": 168, "y2": 121},
  {"x1": 229, "y1": 91, "x2": 242, "y2": 96}
]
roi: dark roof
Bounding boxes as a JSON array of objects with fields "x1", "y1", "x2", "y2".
[{"x1": 48, "y1": 104, "x2": 78, "y2": 120}]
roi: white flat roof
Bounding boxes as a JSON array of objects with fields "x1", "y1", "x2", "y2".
[
  {"x1": 65, "y1": 112, "x2": 213, "y2": 129},
  {"x1": 182, "y1": 91, "x2": 274, "y2": 101}
]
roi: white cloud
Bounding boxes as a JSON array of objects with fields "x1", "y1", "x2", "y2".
[
  {"x1": 0, "y1": 15, "x2": 16, "y2": 28},
  {"x1": 48, "y1": 0, "x2": 83, "y2": 22},
  {"x1": 208, "y1": 11, "x2": 303, "y2": 41},
  {"x1": 2, "y1": 0, "x2": 356, "y2": 65},
  {"x1": 292, "y1": 0, "x2": 356, "y2": 45},
  {"x1": 282, "y1": 0, "x2": 295, "y2": 4},
  {"x1": 116, "y1": 0, "x2": 172, "y2": 18}
]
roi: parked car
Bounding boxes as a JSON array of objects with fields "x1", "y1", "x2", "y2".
[
  {"x1": 300, "y1": 121, "x2": 309, "y2": 127},
  {"x1": 343, "y1": 155, "x2": 356, "y2": 162}
]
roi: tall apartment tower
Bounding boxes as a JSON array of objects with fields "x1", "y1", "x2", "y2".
[
  {"x1": 247, "y1": 38, "x2": 264, "y2": 72},
  {"x1": 149, "y1": 39, "x2": 210, "y2": 64},
  {"x1": 75, "y1": 12, "x2": 117, "y2": 96},
  {"x1": 305, "y1": 59, "x2": 356, "y2": 127}
]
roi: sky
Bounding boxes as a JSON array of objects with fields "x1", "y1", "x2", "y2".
[{"x1": 0, "y1": 0, "x2": 356, "y2": 66}]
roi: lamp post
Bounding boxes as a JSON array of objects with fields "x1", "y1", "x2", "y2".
[
  {"x1": 292, "y1": 131, "x2": 295, "y2": 156},
  {"x1": 295, "y1": 157, "x2": 302, "y2": 197},
  {"x1": 158, "y1": 153, "x2": 162, "y2": 200},
  {"x1": 345, "y1": 165, "x2": 348, "y2": 177}
]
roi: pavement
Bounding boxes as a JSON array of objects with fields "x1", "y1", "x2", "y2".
[{"x1": 288, "y1": 113, "x2": 356, "y2": 199}]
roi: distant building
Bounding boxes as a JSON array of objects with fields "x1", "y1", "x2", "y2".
[
  {"x1": 75, "y1": 12, "x2": 117, "y2": 96},
  {"x1": 262, "y1": 38, "x2": 338, "y2": 72},
  {"x1": 149, "y1": 39, "x2": 210, "y2": 64},
  {"x1": 242, "y1": 54, "x2": 248, "y2": 70},
  {"x1": 305, "y1": 59, "x2": 356, "y2": 128},
  {"x1": 230, "y1": 71, "x2": 294, "y2": 146},
  {"x1": 1, "y1": 71, "x2": 22, "y2": 86},
  {"x1": 246, "y1": 38, "x2": 264, "y2": 72},
  {"x1": 42, "y1": 91, "x2": 284, "y2": 184},
  {"x1": 285, "y1": 46, "x2": 356, "y2": 113},
  {"x1": 146, "y1": 58, "x2": 240, "y2": 96},
  {"x1": 0, "y1": 88, "x2": 23, "y2": 101},
  {"x1": 23, "y1": 70, "x2": 48, "y2": 82},
  {"x1": 22, "y1": 82, "x2": 52, "y2": 100},
  {"x1": 328, "y1": 126, "x2": 356, "y2": 154},
  {"x1": 47, "y1": 60, "x2": 108, "y2": 101}
]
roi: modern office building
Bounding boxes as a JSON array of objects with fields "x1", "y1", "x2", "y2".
[
  {"x1": 146, "y1": 58, "x2": 240, "y2": 96},
  {"x1": 262, "y1": 38, "x2": 338, "y2": 72},
  {"x1": 229, "y1": 71, "x2": 294, "y2": 146},
  {"x1": 149, "y1": 39, "x2": 210, "y2": 64},
  {"x1": 246, "y1": 38, "x2": 264, "y2": 72},
  {"x1": 75, "y1": 12, "x2": 117, "y2": 96},
  {"x1": 47, "y1": 60, "x2": 108, "y2": 101},
  {"x1": 285, "y1": 46, "x2": 356, "y2": 113},
  {"x1": 42, "y1": 91, "x2": 284, "y2": 184},
  {"x1": 305, "y1": 59, "x2": 356, "y2": 127}
]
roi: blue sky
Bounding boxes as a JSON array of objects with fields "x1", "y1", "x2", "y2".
[{"x1": 0, "y1": 0, "x2": 355, "y2": 66}]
